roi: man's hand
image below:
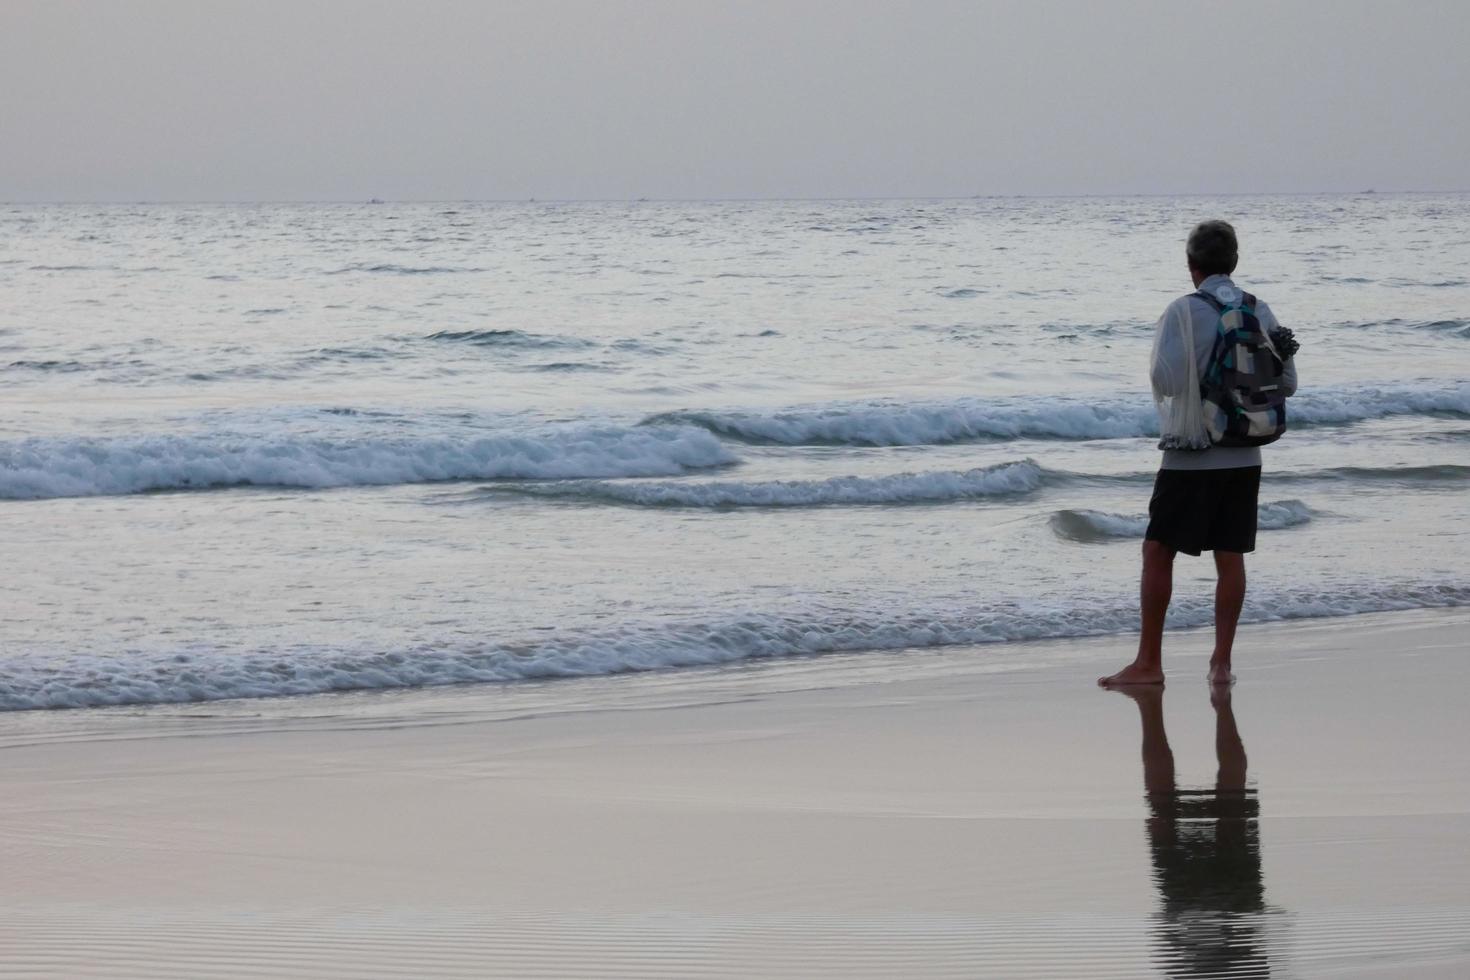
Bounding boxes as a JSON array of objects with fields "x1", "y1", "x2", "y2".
[{"x1": 1269, "y1": 326, "x2": 1299, "y2": 358}]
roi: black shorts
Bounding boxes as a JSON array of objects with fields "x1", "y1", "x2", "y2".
[{"x1": 1144, "y1": 466, "x2": 1261, "y2": 557}]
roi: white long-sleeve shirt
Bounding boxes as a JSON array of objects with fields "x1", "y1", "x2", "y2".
[{"x1": 1151, "y1": 274, "x2": 1298, "y2": 471}]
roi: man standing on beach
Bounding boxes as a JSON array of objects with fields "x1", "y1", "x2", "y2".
[{"x1": 1100, "y1": 221, "x2": 1298, "y2": 688}]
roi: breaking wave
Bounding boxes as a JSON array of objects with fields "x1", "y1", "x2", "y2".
[
  {"x1": 4, "y1": 580, "x2": 1466, "y2": 710},
  {"x1": 647, "y1": 383, "x2": 1470, "y2": 446},
  {"x1": 0, "y1": 425, "x2": 737, "y2": 500},
  {"x1": 492, "y1": 460, "x2": 1044, "y2": 508},
  {"x1": 647, "y1": 400, "x2": 1154, "y2": 445},
  {"x1": 1050, "y1": 500, "x2": 1316, "y2": 542}
]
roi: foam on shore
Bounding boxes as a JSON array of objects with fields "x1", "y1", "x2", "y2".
[{"x1": 4, "y1": 579, "x2": 1466, "y2": 710}]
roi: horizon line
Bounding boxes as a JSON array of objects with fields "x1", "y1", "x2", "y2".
[{"x1": 5, "y1": 189, "x2": 1468, "y2": 206}]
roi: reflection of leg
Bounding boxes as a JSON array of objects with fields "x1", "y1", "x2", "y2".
[
  {"x1": 1210, "y1": 551, "x2": 1246, "y2": 684},
  {"x1": 1116, "y1": 686, "x2": 1180, "y2": 929},
  {"x1": 1212, "y1": 686, "x2": 1246, "y2": 791},
  {"x1": 1210, "y1": 686, "x2": 1265, "y2": 920},
  {"x1": 1099, "y1": 541, "x2": 1174, "y2": 686},
  {"x1": 1131, "y1": 686, "x2": 1176, "y2": 797}
]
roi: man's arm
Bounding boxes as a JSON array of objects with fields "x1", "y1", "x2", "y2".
[{"x1": 1150, "y1": 298, "x2": 1193, "y2": 397}]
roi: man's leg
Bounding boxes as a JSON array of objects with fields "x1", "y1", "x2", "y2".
[
  {"x1": 1209, "y1": 551, "x2": 1246, "y2": 684},
  {"x1": 1099, "y1": 539, "x2": 1175, "y2": 687}
]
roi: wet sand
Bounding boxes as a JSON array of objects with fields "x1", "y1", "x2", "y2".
[{"x1": 2, "y1": 609, "x2": 1468, "y2": 978}]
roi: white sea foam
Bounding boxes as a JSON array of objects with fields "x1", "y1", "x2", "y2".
[
  {"x1": 3, "y1": 580, "x2": 1466, "y2": 711},
  {"x1": 0, "y1": 425, "x2": 738, "y2": 500},
  {"x1": 1288, "y1": 384, "x2": 1470, "y2": 424},
  {"x1": 498, "y1": 460, "x2": 1045, "y2": 507},
  {"x1": 1051, "y1": 499, "x2": 1315, "y2": 542},
  {"x1": 650, "y1": 382, "x2": 1470, "y2": 446},
  {"x1": 1256, "y1": 500, "x2": 1322, "y2": 527},
  {"x1": 649, "y1": 400, "x2": 1156, "y2": 445}
]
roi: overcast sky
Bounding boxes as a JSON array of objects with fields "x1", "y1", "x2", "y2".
[{"x1": 2, "y1": 0, "x2": 1466, "y2": 201}]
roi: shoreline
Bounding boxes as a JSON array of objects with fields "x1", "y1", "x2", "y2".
[
  {"x1": 3, "y1": 608, "x2": 1468, "y2": 978},
  {"x1": 4, "y1": 588, "x2": 1469, "y2": 717},
  {"x1": 0, "y1": 605, "x2": 1463, "y2": 740}
]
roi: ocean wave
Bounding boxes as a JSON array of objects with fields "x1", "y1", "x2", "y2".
[
  {"x1": 6, "y1": 359, "x2": 93, "y2": 374},
  {"x1": 301, "y1": 346, "x2": 398, "y2": 363},
  {"x1": 1336, "y1": 318, "x2": 1470, "y2": 337},
  {"x1": 493, "y1": 460, "x2": 1044, "y2": 508},
  {"x1": 422, "y1": 328, "x2": 594, "y2": 349},
  {"x1": 1281, "y1": 463, "x2": 1470, "y2": 485},
  {"x1": 646, "y1": 401, "x2": 1154, "y2": 445},
  {"x1": 525, "y1": 361, "x2": 617, "y2": 373},
  {"x1": 0, "y1": 425, "x2": 737, "y2": 500},
  {"x1": 647, "y1": 383, "x2": 1470, "y2": 446},
  {"x1": 328, "y1": 263, "x2": 484, "y2": 275},
  {"x1": 4, "y1": 580, "x2": 1466, "y2": 710},
  {"x1": 1050, "y1": 499, "x2": 1315, "y2": 542},
  {"x1": 1421, "y1": 429, "x2": 1470, "y2": 444},
  {"x1": 1290, "y1": 385, "x2": 1470, "y2": 425}
]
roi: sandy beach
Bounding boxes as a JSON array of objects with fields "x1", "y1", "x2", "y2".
[
  {"x1": 2, "y1": 608, "x2": 1467, "y2": 978},
  {"x1": 8, "y1": 3, "x2": 1470, "y2": 977}
]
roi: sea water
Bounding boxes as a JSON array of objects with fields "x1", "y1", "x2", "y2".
[{"x1": 1, "y1": 195, "x2": 1467, "y2": 710}]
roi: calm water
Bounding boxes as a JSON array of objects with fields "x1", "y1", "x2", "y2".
[{"x1": 2, "y1": 195, "x2": 1468, "y2": 710}]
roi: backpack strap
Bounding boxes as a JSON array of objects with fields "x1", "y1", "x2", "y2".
[
  {"x1": 1193, "y1": 290, "x2": 1257, "y2": 312},
  {"x1": 1193, "y1": 290, "x2": 1225, "y2": 312}
]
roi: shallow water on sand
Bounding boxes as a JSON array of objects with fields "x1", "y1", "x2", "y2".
[{"x1": 2, "y1": 613, "x2": 1468, "y2": 979}]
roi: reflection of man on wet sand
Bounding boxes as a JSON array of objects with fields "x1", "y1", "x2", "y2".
[{"x1": 1117, "y1": 686, "x2": 1270, "y2": 979}]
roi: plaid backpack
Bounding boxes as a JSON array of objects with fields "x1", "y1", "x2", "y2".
[{"x1": 1196, "y1": 290, "x2": 1289, "y2": 447}]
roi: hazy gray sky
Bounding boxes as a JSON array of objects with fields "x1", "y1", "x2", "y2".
[{"x1": 3, "y1": 0, "x2": 1466, "y2": 201}]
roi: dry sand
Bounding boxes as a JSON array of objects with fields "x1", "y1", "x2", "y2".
[{"x1": 2, "y1": 609, "x2": 1468, "y2": 978}]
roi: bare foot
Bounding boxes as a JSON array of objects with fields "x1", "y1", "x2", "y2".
[
  {"x1": 1098, "y1": 663, "x2": 1164, "y2": 687},
  {"x1": 1207, "y1": 661, "x2": 1235, "y2": 686}
]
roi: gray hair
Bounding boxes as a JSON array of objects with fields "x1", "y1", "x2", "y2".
[{"x1": 1186, "y1": 220, "x2": 1238, "y2": 276}]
